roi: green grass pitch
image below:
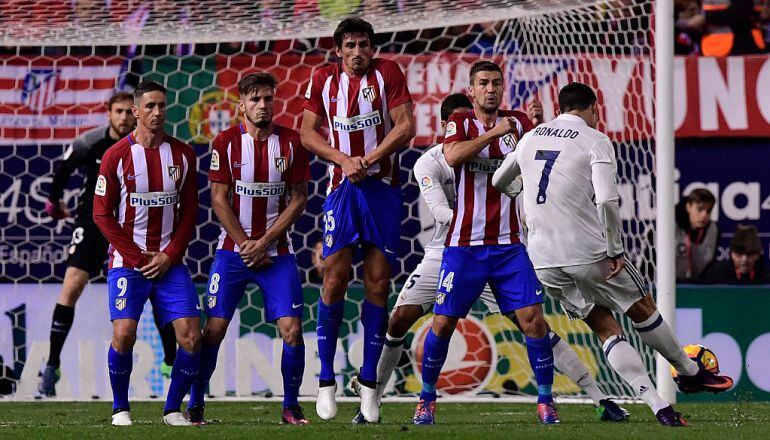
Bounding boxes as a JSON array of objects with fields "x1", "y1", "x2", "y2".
[{"x1": 0, "y1": 402, "x2": 768, "y2": 439}]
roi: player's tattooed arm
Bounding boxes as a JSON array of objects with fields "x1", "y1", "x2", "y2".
[
  {"x1": 300, "y1": 109, "x2": 367, "y2": 182},
  {"x1": 363, "y1": 101, "x2": 415, "y2": 167}
]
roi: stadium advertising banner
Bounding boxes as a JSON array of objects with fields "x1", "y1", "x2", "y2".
[
  {"x1": 3, "y1": 54, "x2": 770, "y2": 145},
  {"x1": 1, "y1": 285, "x2": 767, "y2": 401}
]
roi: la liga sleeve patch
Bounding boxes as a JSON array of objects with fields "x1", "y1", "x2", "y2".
[
  {"x1": 445, "y1": 121, "x2": 457, "y2": 137},
  {"x1": 210, "y1": 149, "x2": 220, "y2": 171},
  {"x1": 95, "y1": 175, "x2": 107, "y2": 196}
]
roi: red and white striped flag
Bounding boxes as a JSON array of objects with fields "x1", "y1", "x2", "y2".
[{"x1": 0, "y1": 58, "x2": 124, "y2": 145}]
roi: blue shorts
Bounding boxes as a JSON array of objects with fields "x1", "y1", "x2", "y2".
[
  {"x1": 107, "y1": 264, "x2": 199, "y2": 326},
  {"x1": 434, "y1": 244, "x2": 543, "y2": 318},
  {"x1": 205, "y1": 250, "x2": 304, "y2": 322},
  {"x1": 322, "y1": 177, "x2": 402, "y2": 268}
]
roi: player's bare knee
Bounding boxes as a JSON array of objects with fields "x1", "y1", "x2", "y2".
[
  {"x1": 203, "y1": 320, "x2": 228, "y2": 345},
  {"x1": 278, "y1": 317, "x2": 303, "y2": 346},
  {"x1": 432, "y1": 315, "x2": 457, "y2": 339},
  {"x1": 516, "y1": 307, "x2": 548, "y2": 338},
  {"x1": 112, "y1": 326, "x2": 136, "y2": 352},
  {"x1": 322, "y1": 271, "x2": 348, "y2": 303},
  {"x1": 177, "y1": 328, "x2": 201, "y2": 353},
  {"x1": 388, "y1": 306, "x2": 422, "y2": 338},
  {"x1": 626, "y1": 295, "x2": 657, "y2": 323}
]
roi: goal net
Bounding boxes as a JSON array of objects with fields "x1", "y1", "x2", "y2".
[{"x1": 0, "y1": 0, "x2": 656, "y2": 402}]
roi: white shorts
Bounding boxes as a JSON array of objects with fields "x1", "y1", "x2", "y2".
[
  {"x1": 394, "y1": 252, "x2": 499, "y2": 314},
  {"x1": 535, "y1": 258, "x2": 647, "y2": 320}
]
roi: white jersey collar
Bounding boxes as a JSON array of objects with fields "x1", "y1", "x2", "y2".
[{"x1": 555, "y1": 114, "x2": 588, "y2": 125}]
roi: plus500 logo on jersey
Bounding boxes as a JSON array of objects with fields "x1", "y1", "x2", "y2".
[
  {"x1": 235, "y1": 180, "x2": 285, "y2": 197},
  {"x1": 333, "y1": 110, "x2": 382, "y2": 132},
  {"x1": 129, "y1": 191, "x2": 179, "y2": 207},
  {"x1": 467, "y1": 158, "x2": 503, "y2": 173}
]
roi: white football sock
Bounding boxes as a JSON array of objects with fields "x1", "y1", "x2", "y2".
[
  {"x1": 550, "y1": 332, "x2": 606, "y2": 406},
  {"x1": 633, "y1": 311, "x2": 699, "y2": 377},
  {"x1": 376, "y1": 333, "x2": 405, "y2": 400},
  {"x1": 603, "y1": 334, "x2": 669, "y2": 414}
]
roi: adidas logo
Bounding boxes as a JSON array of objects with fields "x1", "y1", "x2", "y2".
[{"x1": 639, "y1": 385, "x2": 649, "y2": 394}]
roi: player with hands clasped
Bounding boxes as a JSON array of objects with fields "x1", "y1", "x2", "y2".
[
  {"x1": 186, "y1": 73, "x2": 311, "y2": 426},
  {"x1": 93, "y1": 81, "x2": 202, "y2": 427},
  {"x1": 492, "y1": 82, "x2": 734, "y2": 427}
]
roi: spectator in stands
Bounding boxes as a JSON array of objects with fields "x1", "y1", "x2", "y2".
[
  {"x1": 700, "y1": 0, "x2": 766, "y2": 55},
  {"x1": 675, "y1": 188, "x2": 719, "y2": 281},
  {"x1": 701, "y1": 224, "x2": 768, "y2": 284},
  {"x1": 640, "y1": 188, "x2": 719, "y2": 283},
  {"x1": 675, "y1": 0, "x2": 705, "y2": 54}
]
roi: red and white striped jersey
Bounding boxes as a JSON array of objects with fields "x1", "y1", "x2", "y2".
[
  {"x1": 303, "y1": 58, "x2": 412, "y2": 193},
  {"x1": 93, "y1": 133, "x2": 198, "y2": 269},
  {"x1": 208, "y1": 123, "x2": 310, "y2": 255},
  {"x1": 444, "y1": 110, "x2": 534, "y2": 247}
]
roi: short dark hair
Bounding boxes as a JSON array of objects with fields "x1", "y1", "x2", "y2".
[
  {"x1": 333, "y1": 17, "x2": 375, "y2": 48},
  {"x1": 558, "y1": 82, "x2": 597, "y2": 113},
  {"x1": 108, "y1": 91, "x2": 133, "y2": 111},
  {"x1": 133, "y1": 80, "x2": 166, "y2": 101},
  {"x1": 686, "y1": 188, "x2": 716, "y2": 209},
  {"x1": 440, "y1": 93, "x2": 472, "y2": 122},
  {"x1": 238, "y1": 72, "x2": 277, "y2": 97},
  {"x1": 469, "y1": 61, "x2": 503, "y2": 85}
]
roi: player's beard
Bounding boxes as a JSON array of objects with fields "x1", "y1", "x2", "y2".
[
  {"x1": 111, "y1": 122, "x2": 132, "y2": 137},
  {"x1": 247, "y1": 113, "x2": 272, "y2": 129}
]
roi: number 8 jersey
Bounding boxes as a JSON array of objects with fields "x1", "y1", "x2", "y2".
[
  {"x1": 513, "y1": 113, "x2": 620, "y2": 269},
  {"x1": 443, "y1": 110, "x2": 533, "y2": 247},
  {"x1": 208, "y1": 123, "x2": 310, "y2": 255}
]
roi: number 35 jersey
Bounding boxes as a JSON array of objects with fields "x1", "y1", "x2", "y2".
[
  {"x1": 513, "y1": 114, "x2": 619, "y2": 269},
  {"x1": 208, "y1": 123, "x2": 310, "y2": 256}
]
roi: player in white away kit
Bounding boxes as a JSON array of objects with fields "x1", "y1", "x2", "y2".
[
  {"x1": 493, "y1": 82, "x2": 734, "y2": 427},
  {"x1": 370, "y1": 93, "x2": 628, "y2": 424}
]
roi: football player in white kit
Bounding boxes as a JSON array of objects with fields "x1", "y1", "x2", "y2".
[
  {"x1": 359, "y1": 93, "x2": 629, "y2": 424},
  {"x1": 492, "y1": 82, "x2": 734, "y2": 427}
]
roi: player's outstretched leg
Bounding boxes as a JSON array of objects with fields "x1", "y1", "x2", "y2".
[
  {"x1": 413, "y1": 315, "x2": 454, "y2": 426},
  {"x1": 162, "y1": 317, "x2": 202, "y2": 426},
  {"x1": 278, "y1": 317, "x2": 308, "y2": 425},
  {"x1": 626, "y1": 295, "x2": 733, "y2": 394},
  {"x1": 585, "y1": 306, "x2": 686, "y2": 427},
  {"x1": 39, "y1": 267, "x2": 89, "y2": 397},
  {"x1": 316, "y1": 248, "x2": 352, "y2": 420}
]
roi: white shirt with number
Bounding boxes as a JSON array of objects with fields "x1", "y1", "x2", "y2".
[{"x1": 513, "y1": 114, "x2": 619, "y2": 269}]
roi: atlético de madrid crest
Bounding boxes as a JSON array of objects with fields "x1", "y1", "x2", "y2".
[
  {"x1": 362, "y1": 85, "x2": 376, "y2": 102},
  {"x1": 274, "y1": 156, "x2": 287, "y2": 173},
  {"x1": 168, "y1": 165, "x2": 180, "y2": 181}
]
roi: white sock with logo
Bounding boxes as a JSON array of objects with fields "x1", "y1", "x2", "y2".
[
  {"x1": 633, "y1": 311, "x2": 699, "y2": 377},
  {"x1": 603, "y1": 334, "x2": 669, "y2": 414},
  {"x1": 376, "y1": 333, "x2": 405, "y2": 401},
  {"x1": 550, "y1": 332, "x2": 606, "y2": 406}
]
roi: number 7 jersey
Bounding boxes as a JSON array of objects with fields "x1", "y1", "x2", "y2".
[{"x1": 513, "y1": 114, "x2": 619, "y2": 269}]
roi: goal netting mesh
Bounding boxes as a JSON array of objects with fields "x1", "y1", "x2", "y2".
[{"x1": 0, "y1": 0, "x2": 656, "y2": 402}]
